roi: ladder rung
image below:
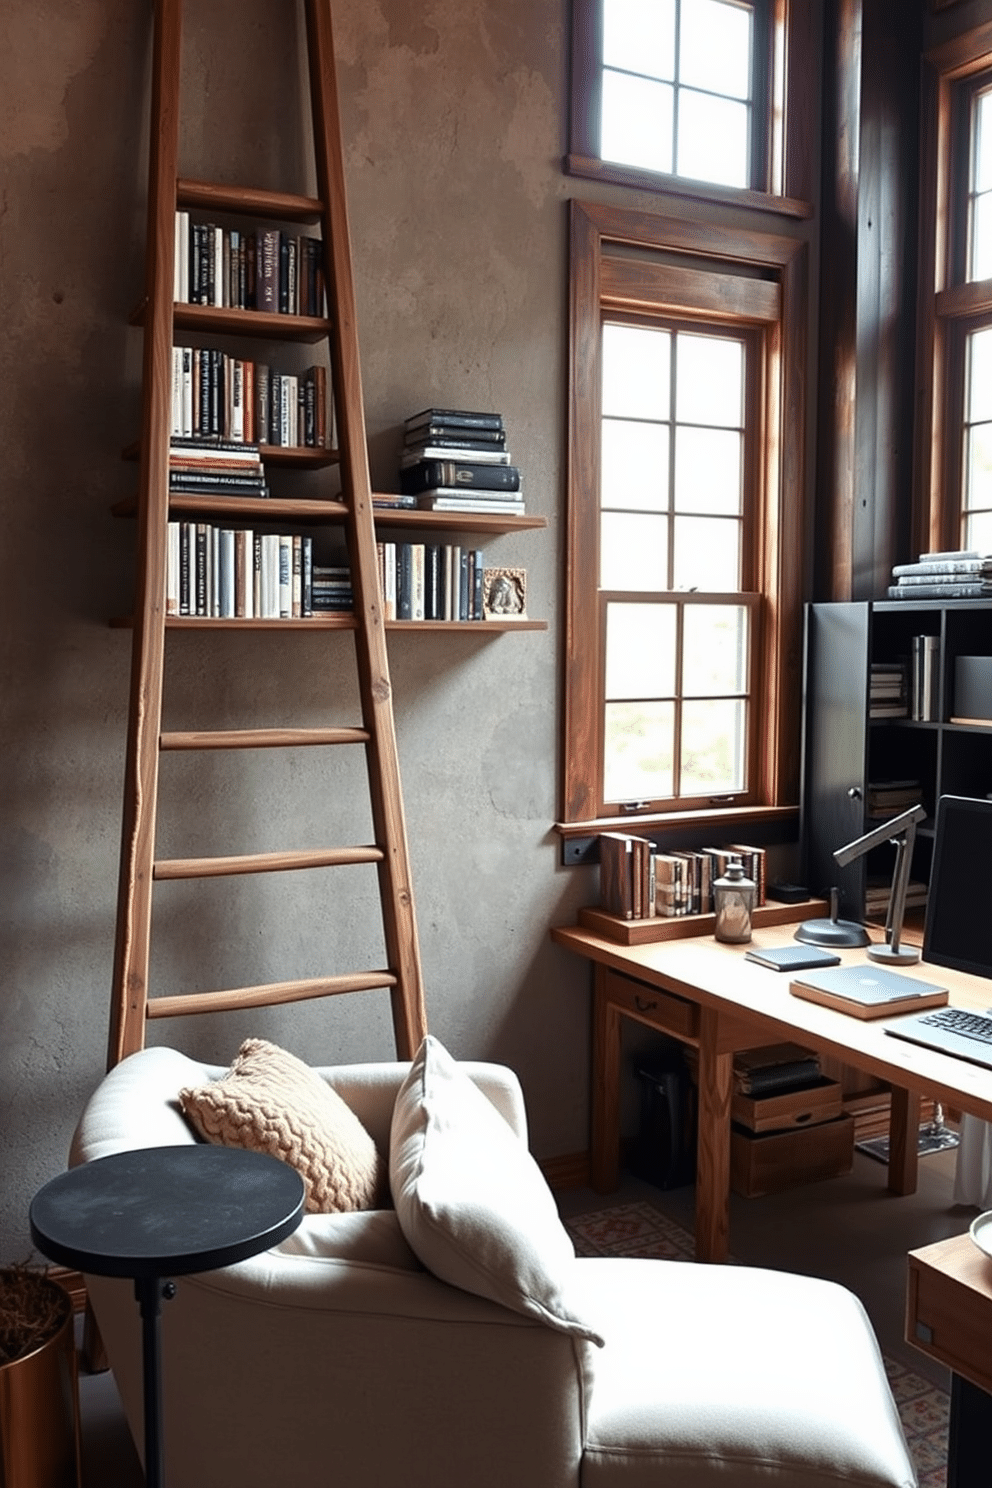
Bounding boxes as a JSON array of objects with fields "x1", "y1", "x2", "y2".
[
  {"x1": 147, "y1": 970, "x2": 397, "y2": 1019},
  {"x1": 153, "y1": 845, "x2": 383, "y2": 879},
  {"x1": 176, "y1": 178, "x2": 324, "y2": 223},
  {"x1": 160, "y1": 727, "x2": 370, "y2": 750}
]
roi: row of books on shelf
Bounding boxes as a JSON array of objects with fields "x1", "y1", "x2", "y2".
[
  {"x1": 170, "y1": 348, "x2": 329, "y2": 449},
  {"x1": 887, "y1": 548, "x2": 992, "y2": 601},
  {"x1": 173, "y1": 214, "x2": 325, "y2": 318},
  {"x1": 165, "y1": 521, "x2": 351, "y2": 619},
  {"x1": 599, "y1": 833, "x2": 767, "y2": 921},
  {"x1": 870, "y1": 635, "x2": 940, "y2": 721},
  {"x1": 400, "y1": 407, "x2": 525, "y2": 515},
  {"x1": 377, "y1": 541, "x2": 486, "y2": 622}
]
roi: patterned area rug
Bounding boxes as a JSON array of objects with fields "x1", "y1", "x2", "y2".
[{"x1": 564, "y1": 1200, "x2": 949, "y2": 1488}]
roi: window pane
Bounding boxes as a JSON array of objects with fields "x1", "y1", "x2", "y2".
[
  {"x1": 680, "y1": 698, "x2": 747, "y2": 794},
  {"x1": 682, "y1": 605, "x2": 748, "y2": 696},
  {"x1": 602, "y1": 324, "x2": 671, "y2": 419},
  {"x1": 675, "y1": 334, "x2": 743, "y2": 427},
  {"x1": 973, "y1": 194, "x2": 992, "y2": 282},
  {"x1": 677, "y1": 91, "x2": 750, "y2": 189},
  {"x1": 601, "y1": 511, "x2": 668, "y2": 589},
  {"x1": 604, "y1": 700, "x2": 674, "y2": 801},
  {"x1": 601, "y1": 71, "x2": 674, "y2": 173},
  {"x1": 679, "y1": 0, "x2": 752, "y2": 99},
  {"x1": 968, "y1": 328, "x2": 992, "y2": 423},
  {"x1": 965, "y1": 424, "x2": 992, "y2": 516},
  {"x1": 673, "y1": 515, "x2": 741, "y2": 590},
  {"x1": 602, "y1": 420, "x2": 670, "y2": 512},
  {"x1": 975, "y1": 89, "x2": 992, "y2": 193},
  {"x1": 964, "y1": 508, "x2": 992, "y2": 553},
  {"x1": 603, "y1": 0, "x2": 675, "y2": 80},
  {"x1": 674, "y1": 426, "x2": 743, "y2": 513},
  {"x1": 605, "y1": 602, "x2": 676, "y2": 698}
]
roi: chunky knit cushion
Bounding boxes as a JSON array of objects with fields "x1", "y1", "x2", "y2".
[{"x1": 180, "y1": 1038, "x2": 385, "y2": 1213}]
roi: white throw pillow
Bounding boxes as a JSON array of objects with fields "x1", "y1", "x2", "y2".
[{"x1": 390, "y1": 1035, "x2": 604, "y2": 1346}]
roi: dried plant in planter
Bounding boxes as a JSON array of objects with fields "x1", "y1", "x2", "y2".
[{"x1": 0, "y1": 1264, "x2": 71, "y2": 1366}]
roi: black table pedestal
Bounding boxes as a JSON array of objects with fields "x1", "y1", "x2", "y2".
[{"x1": 30, "y1": 1145, "x2": 305, "y2": 1488}]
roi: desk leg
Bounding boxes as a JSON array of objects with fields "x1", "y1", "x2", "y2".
[
  {"x1": 135, "y1": 1275, "x2": 166, "y2": 1488},
  {"x1": 590, "y1": 967, "x2": 622, "y2": 1192},
  {"x1": 695, "y1": 1006, "x2": 732, "y2": 1264},
  {"x1": 888, "y1": 1087, "x2": 920, "y2": 1195}
]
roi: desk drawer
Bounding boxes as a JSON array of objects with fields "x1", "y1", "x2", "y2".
[
  {"x1": 603, "y1": 969, "x2": 699, "y2": 1040},
  {"x1": 732, "y1": 1078, "x2": 843, "y2": 1134},
  {"x1": 731, "y1": 1115, "x2": 854, "y2": 1198}
]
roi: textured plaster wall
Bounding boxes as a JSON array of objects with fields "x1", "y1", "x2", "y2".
[{"x1": 0, "y1": 0, "x2": 604, "y2": 1262}]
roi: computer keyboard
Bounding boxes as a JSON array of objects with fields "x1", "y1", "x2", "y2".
[{"x1": 885, "y1": 1005, "x2": 992, "y2": 1069}]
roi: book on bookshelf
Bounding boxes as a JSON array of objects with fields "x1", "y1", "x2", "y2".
[
  {"x1": 599, "y1": 833, "x2": 658, "y2": 920},
  {"x1": 399, "y1": 460, "x2": 522, "y2": 495},
  {"x1": 404, "y1": 408, "x2": 504, "y2": 434},
  {"x1": 400, "y1": 443, "x2": 511, "y2": 466},
  {"x1": 416, "y1": 493, "x2": 526, "y2": 514}
]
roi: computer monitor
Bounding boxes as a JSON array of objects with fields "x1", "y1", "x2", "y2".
[{"x1": 923, "y1": 794, "x2": 992, "y2": 980}]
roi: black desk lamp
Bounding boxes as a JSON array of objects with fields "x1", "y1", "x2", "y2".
[{"x1": 795, "y1": 804, "x2": 927, "y2": 964}]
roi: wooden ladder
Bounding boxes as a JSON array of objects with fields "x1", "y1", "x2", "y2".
[{"x1": 108, "y1": 0, "x2": 427, "y2": 1068}]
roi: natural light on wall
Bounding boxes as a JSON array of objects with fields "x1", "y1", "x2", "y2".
[
  {"x1": 600, "y1": 0, "x2": 754, "y2": 188},
  {"x1": 963, "y1": 88, "x2": 992, "y2": 552},
  {"x1": 600, "y1": 320, "x2": 749, "y2": 804}
]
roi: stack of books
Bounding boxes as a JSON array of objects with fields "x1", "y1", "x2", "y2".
[
  {"x1": 869, "y1": 661, "x2": 907, "y2": 718},
  {"x1": 887, "y1": 550, "x2": 992, "y2": 599},
  {"x1": 311, "y1": 563, "x2": 353, "y2": 614},
  {"x1": 399, "y1": 408, "x2": 524, "y2": 515},
  {"x1": 168, "y1": 438, "x2": 270, "y2": 498},
  {"x1": 865, "y1": 779, "x2": 923, "y2": 819},
  {"x1": 733, "y1": 1044, "x2": 822, "y2": 1097}
]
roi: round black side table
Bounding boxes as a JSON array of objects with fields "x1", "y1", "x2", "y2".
[{"x1": 30, "y1": 1144, "x2": 305, "y2": 1488}]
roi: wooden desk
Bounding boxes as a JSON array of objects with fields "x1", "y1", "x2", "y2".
[
  {"x1": 552, "y1": 916, "x2": 992, "y2": 1263},
  {"x1": 907, "y1": 1232, "x2": 992, "y2": 1488}
]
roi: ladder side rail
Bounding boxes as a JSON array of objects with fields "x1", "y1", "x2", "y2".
[
  {"x1": 305, "y1": 0, "x2": 427, "y2": 1059},
  {"x1": 108, "y1": 0, "x2": 184, "y2": 1068}
]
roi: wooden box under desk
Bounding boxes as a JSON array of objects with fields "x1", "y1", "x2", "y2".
[
  {"x1": 907, "y1": 1232, "x2": 992, "y2": 1395},
  {"x1": 732, "y1": 1077, "x2": 844, "y2": 1133},
  {"x1": 730, "y1": 1116, "x2": 855, "y2": 1198}
]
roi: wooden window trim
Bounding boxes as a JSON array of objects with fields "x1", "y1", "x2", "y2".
[
  {"x1": 566, "y1": 0, "x2": 818, "y2": 215},
  {"x1": 914, "y1": 22, "x2": 992, "y2": 556},
  {"x1": 562, "y1": 198, "x2": 807, "y2": 828}
]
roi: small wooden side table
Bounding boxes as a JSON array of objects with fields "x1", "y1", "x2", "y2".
[
  {"x1": 906, "y1": 1231, "x2": 992, "y2": 1488},
  {"x1": 30, "y1": 1145, "x2": 305, "y2": 1488}
]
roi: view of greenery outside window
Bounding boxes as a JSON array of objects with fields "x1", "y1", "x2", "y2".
[
  {"x1": 601, "y1": 321, "x2": 754, "y2": 807},
  {"x1": 962, "y1": 85, "x2": 992, "y2": 551},
  {"x1": 600, "y1": 0, "x2": 755, "y2": 187}
]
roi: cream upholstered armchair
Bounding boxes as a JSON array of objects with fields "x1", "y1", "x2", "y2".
[{"x1": 70, "y1": 1037, "x2": 918, "y2": 1488}]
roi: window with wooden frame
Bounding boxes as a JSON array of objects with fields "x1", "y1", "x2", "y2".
[
  {"x1": 562, "y1": 200, "x2": 807, "y2": 830},
  {"x1": 916, "y1": 23, "x2": 992, "y2": 554},
  {"x1": 567, "y1": 0, "x2": 818, "y2": 214}
]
